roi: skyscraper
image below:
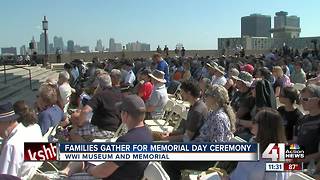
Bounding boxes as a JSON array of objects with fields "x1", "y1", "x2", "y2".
[
  {"x1": 20, "y1": 45, "x2": 27, "y2": 55},
  {"x1": 49, "y1": 43, "x2": 54, "y2": 54},
  {"x1": 109, "y1": 38, "x2": 115, "y2": 52},
  {"x1": 53, "y1": 36, "x2": 64, "y2": 52},
  {"x1": 1, "y1": 47, "x2": 17, "y2": 55},
  {"x1": 29, "y1": 36, "x2": 37, "y2": 53},
  {"x1": 95, "y1": 39, "x2": 104, "y2": 52},
  {"x1": 126, "y1": 41, "x2": 150, "y2": 51},
  {"x1": 39, "y1": 32, "x2": 49, "y2": 54},
  {"x1": 67, "y1": 40, "x2": 75, "y2": 53},
  {"x1": 271, "y1": 11, "x2": 301, "y2": 38},
  {"x1": 241, "y1": 14, "x2": 271, "y2": 37}
]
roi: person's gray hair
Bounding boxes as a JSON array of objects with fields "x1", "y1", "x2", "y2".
[
  {"x1": 59, "y1": 71, "x2": 70, "y2": 81},
  {"x1": 97, "y1": 73, "x2": 112, "y2": 89},
  {"x1": 110, "y1": 69, "x2": 122, "y2": 79}
]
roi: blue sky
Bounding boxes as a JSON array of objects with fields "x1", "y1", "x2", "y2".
[{"x1": 0, "y1": 0, "x2": 319, "y2": 50}]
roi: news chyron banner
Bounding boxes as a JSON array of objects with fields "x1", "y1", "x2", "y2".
[{"x1": 24, "y1": 142, "x2": 259, "y2": 161}]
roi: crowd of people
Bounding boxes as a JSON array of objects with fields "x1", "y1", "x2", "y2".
[{"x1": 0, "y1": 48, "x2": 320, "y2": 179}]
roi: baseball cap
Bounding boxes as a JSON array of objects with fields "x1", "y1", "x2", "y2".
[
  {"x1": 117, "y1": 95, "x2": 146, "y2": 115},
  {"x1": 241, "y1": 64, "x2": 254, "y2": 75}
]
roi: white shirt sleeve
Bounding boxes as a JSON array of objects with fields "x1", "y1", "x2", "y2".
[
  {"x1": 0, "y1": 144, "x2": 22, "y2": 176},
  {"x1": 59, "y1": 84, "x2": 72, "y2": 105},
  {"x1": 125, "y1": 71, "x2": 136, "y2": 85}
]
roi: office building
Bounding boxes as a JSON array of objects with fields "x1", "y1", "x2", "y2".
[
  {"x1": 241, "y1": 14, "x2": 271, "y2": 37},
  {"x1": 271, "y1": 11, "x2": 301, "y2": 38}
]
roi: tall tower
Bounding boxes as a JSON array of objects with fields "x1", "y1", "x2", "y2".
[{"x1": 271, "y1": 11, "x2": 301, "y2": 38}]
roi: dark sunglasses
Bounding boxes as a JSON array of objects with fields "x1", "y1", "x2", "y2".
[{"x1": 300, "y1": 97, "x2": 312, "y2": 102}]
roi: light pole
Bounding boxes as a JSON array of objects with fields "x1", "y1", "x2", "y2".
[{"x1": 42, "y1": 16, "x2": 48, "y2": 67}]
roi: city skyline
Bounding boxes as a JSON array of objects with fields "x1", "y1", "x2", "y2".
[{"x1": 1, "y1": 0, "x2": 320, "y2": 51}]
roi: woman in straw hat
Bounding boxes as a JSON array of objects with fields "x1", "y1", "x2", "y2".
[{"x1": 145, "y1": 70, "x2": 169, "y2": 119}]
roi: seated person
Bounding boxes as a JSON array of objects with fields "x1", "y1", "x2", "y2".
[
  {"x1": 57, "y1": 71, "x2": 75, "y2": 113},
  {"x1": 0, "y1": 102, "x2": 42, "y2": 178},
  {"x1": 146, "y1": 70, "x2": 168, "y2": 119},
  {"x1": 277, "y1": 87, "x2": 303, "y2": 141},
  {"x1": 13, "y1": 100, "x2": 42, "y2": 138},
  {"x1": 162, "y1": 85, "x2": 236, "y2": 180},
  {"x1": 230, "y1": 71, "x2": 255, "y2": 141},
  {"x1": 229, "y1": 108, "x2": 290, "y2": 180},
  {"x1": 292, "y1": 84, "x2": 320, "y2": 163},
  {"x1": 110, "y1": 69, "x2": 122, "y2": 90},
  {"x1": 61, "y1": 95, "x2": 152, "y2": 179},
  {"x1": 71, "y1": 73, "x2": 123, "y2": 141},
  {"x1": 36, "y1": 84, "x2": 64, "y2": 135},
  {"x1": 137, "y1": 68, "x2": 153, "y2": 102},
  {"x1": 160, "y1": 80, "x2": 208, "y2": 142}
]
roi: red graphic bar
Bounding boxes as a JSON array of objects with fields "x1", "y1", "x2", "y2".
[
  {"x1": 24, "y1": 142, "x2": 57, "y2": 161},
  {"x1": 284, "y1": 163, "x2": 303, "y2": 171}
]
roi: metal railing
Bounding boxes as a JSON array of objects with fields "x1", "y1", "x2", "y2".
[{"x1": 1, "y1": 64, "x2": 32, "y2": 89}]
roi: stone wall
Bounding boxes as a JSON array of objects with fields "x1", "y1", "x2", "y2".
[{"x1": 39, "y1": 50, "x2": 267, "y2": 63}]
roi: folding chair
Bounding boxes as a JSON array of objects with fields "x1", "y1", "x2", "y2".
[
  {"x1": 189, "y1": 172, "x2": 221, "y2": 180},
  {"x1": 174, "y1": 108, "x2": 188, "y2": 130},
  {"x1": 293, "y1": 83, "x2": 306, "y2": 92},
  {"x1": 230, "y1": 136, "x2": 247, "y2": 143},
  {"x1": 114, "y1": 123, "x2": 127, "y2": 138},
  {"x1": 43, "y1": 125, "x2": 60, "y2": 142},
  {"x1": 142, "y1": 162, "x2": 170, "y2": 180},
  {"x1": 144, "y1": 99, "x2": 175, "y2": 126}
]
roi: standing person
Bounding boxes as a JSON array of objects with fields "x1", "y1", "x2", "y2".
[
  {"x1": 181, "y1": 47, "x2": 186, "y2": 57},
  {"x1": 61, "y1": 95, "x2": 153, "y2": 180},
  {"x1": 156, "y1": 45, "x2": 162, "y2": 53},
  {"x1": 146, "y1": 70, "x2": 168, "y2": 119},
  {"x1": 0, "y1": 102, "x2": 42, "y2": 178},
  {"x1": 153, "y1": 53, "x2": 170, "y2": 86},
  {"x1": 174, "y1": 46, "x2": 179, "y2": 56},
  {"x1": 164, "y1": 45, "x2": 169, "y2": 57}
]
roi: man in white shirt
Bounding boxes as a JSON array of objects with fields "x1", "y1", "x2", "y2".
[
  {"x1": 0, "y1": 102, "x2": 41, "y2": 178},
  {"x1": 58, "y1": 71, "x2": 75, "y2": 113},
  {"x1": 123, "y1": 61, "x2": 136, "y2": 87}
]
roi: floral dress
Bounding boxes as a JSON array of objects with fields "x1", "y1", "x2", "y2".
[{"x1": 194, "y1": 108, "x2": 233, "y2": 142}]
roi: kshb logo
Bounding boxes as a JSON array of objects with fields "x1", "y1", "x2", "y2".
[{"x1": 262, "y1": 143, "x2": 286, "y2": 162}]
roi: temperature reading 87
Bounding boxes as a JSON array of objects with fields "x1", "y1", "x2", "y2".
[{"x1": 288, "y1": 164, "x2": 297, "y2": 170}]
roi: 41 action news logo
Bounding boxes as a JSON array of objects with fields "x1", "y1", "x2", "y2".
[{"x1": 262, "y1": 143, "x2": 305, "y2": 162}]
